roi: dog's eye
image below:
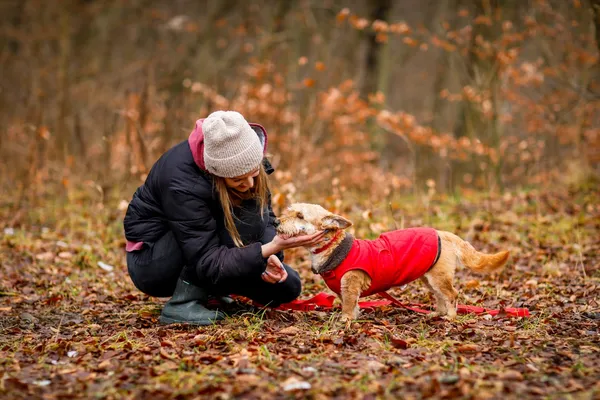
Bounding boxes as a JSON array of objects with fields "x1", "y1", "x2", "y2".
[{"x1": 297, "y1": 212, "x2": 304, "y2": 219}]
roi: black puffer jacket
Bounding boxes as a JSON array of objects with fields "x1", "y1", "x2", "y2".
[{"x1": 123, "y1": 119, "x2": 281, "y2": 285}]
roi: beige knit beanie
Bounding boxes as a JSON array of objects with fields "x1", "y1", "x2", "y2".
[{"x1": 202, "y1": 111, "x2": 264, "y2": 178}]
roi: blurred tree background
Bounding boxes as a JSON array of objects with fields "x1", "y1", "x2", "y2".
[
  {"x1": 1, "y1": 0, "x2": 599, "y2": 209},
  {"x1": 3, "y1": 3, "x2": 600, "y2": 398}
]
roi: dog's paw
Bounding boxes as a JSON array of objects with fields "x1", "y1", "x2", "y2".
[
  {"x1": 445, "y1": 311, "x2": 457, "y2": 321},
  {"x1": 338, "y1": 314, "x2": 354, "y2": 330},
  {"x1": 344, "y1": 319, "x2": 353, "y2": 330},
  {"x1": 340, "y1": 314, "x2": 353, "y2": 322},
  {"x1": 426, "y1": 311, "x2": 443, "y2": 319},
  {"x1": 427, "y1": 311, "x2": 457, "y2": 321}
]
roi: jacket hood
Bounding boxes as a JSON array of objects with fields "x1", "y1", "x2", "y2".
[{"x1": 188, "y1": 118, "x2": 268, "y2": 171}]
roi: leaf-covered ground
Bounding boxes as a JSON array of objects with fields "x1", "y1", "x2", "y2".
[{"x1": 1, "y1": 182, "x2": 599, "y2": 399}]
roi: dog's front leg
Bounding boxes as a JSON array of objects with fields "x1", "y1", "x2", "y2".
[{"x1": 340, "y1": 270, "x2": 371, "y2": 325}]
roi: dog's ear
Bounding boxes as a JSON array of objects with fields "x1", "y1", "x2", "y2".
[{"x1": 321, "y1": 214, "x2": 353, "y2": 230}]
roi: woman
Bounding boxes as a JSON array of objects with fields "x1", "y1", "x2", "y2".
[{"x1": 123, "y1": 111, "x2": 325, "y2": 325}]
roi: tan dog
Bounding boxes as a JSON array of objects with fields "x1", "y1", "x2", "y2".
[{"x1": 275, "y1": 203, "x2": 510, "y2": 323}]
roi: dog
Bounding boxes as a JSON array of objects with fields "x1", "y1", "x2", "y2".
[{"x1": 275, "y1": 203, "x2": 510, "y2": 323}]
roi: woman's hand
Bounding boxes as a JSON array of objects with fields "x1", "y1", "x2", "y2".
[
  {"x1": 261, "y1": 255, "x2": 288, "y2": 284},
  {"x1": 273, "y1": 230, "x2": 327, "y2": 250},
  {"x1": 261, "y1": 231, "x2": 327, "y2": 259}
]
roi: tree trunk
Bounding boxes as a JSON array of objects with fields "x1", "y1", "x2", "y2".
[
  {"x1": 357, "y1": 0, "x2": 392, "y2": 100},
  {"x1": 586, "y1": 0, "x2": 600, "y2": 170},
  {"x1": 591, "y1": 0, "x2": 600, "y2": 54},
  {"x1": 56, "y1": 4, "x2": 73, "y2": 162}
]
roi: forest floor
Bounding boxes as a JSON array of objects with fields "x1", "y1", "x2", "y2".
[{"x1": 1, "y1": 180, "x2": 599, "y2": 399}]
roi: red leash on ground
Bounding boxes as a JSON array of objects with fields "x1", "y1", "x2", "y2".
[{"x1": 267, "y1": 291, "x2": 530, "y2": 318}]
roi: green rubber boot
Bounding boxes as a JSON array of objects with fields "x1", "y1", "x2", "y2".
[{"x1": 159, "y1": 279, "x2": 225, "y2": 326}]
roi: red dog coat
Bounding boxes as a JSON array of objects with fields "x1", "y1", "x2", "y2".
[{"x1": 321, "y1": 227, "x2": 440, "y2": 297}]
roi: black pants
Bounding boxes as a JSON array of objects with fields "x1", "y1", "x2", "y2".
[{"x1": 126, "y1": 231, "x2": 301, "y2": 307}]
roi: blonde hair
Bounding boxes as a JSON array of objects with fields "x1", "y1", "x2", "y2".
[{"x1": 214, "y1": 164, "x2": 270, "y2": 247}]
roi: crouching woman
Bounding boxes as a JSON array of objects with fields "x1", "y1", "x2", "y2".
[{"x1": 123, "y1": 111, "x2": 324, "y2": 325}]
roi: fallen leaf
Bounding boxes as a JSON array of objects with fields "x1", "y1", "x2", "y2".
[
  {"x1": 97, "y1": 262, "x2": 114, "y2": 272},
  {"x1": 279, "y1": 326, "x2": 301, "y2": 335},
  {"x1": 193, "y1": 334, "x2": 210, "y2": 345},
  {"x1": 525, "y1": 363, "x2": 539, "y2": 372},
  {"x1": 456, "y1": 344, "x2": 479, "y2": 353},
  {"x1": 159, "y1": 347, "x2": 176, "y2": 360},
  {"x1": 20, "y1": 313, "x2": 38, "y2": 323},
  {"x1": 365, "y1": 360, "x2": 386, "y2": 371},
  {"x1": 36, "y1": 252, "x2": 54, "y2": 261},
  {"x1": 236, "y1": 374, "x2": 260, "y2": 385},
  {"x1": 499, "y1": 370, "x2": 524, "y2": 381},
  {"x1": 465, "y1": 279, "x2": 480, "y2": 289},
  {"x1": 525, "y1": 279, "x2": 538, "y2": 288},
  {"x1": 230, "y1": 349, "x2": 252, "y2": 369},
  {"x1": 302, "y1": 366, "x2": 317, "y2": 375},
  {"x1": 281, "y1": 377, "x2": 311, "y2": 391},
  {"x1": 390, "y1": 337, "x2": 410, "y2": 349},
  {"x1": 97, "y1": 359, "x2": 112, "y2": 370},
  {"x1": 58, "y1": 368, "x2": 78, "y2": 375}
]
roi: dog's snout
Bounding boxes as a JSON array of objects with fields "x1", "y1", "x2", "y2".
[{"x1": 273, "y1": 218, "x2": 280, "y2": 228}]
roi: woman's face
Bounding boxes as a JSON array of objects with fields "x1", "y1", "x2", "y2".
[{"x1": 224, "y1": 168, "x2": 260, "y2": 192}]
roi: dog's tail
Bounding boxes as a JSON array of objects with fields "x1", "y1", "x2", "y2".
[{"x1": 438, "y1": 231, "x2": 509, "y2": 274}]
